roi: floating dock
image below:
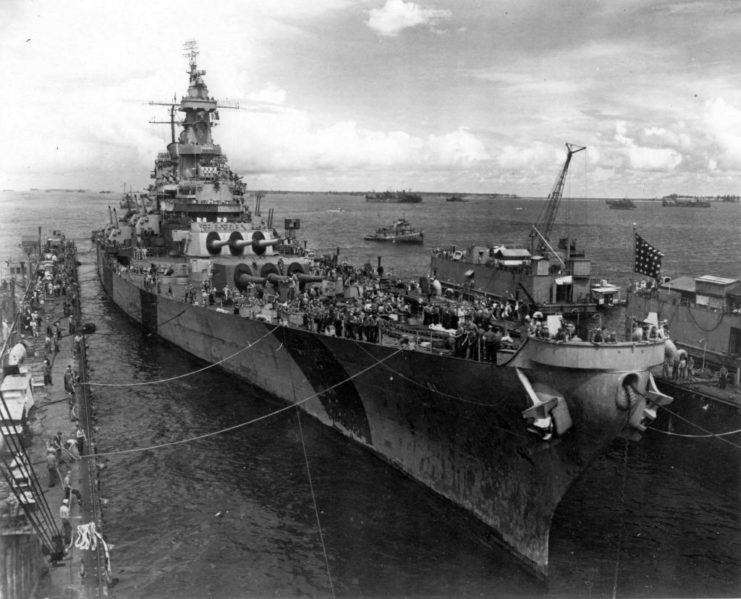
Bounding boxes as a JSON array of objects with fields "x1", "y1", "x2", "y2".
[{"x1": 0, "y1": 237, "x2": 109, "y2": 598}]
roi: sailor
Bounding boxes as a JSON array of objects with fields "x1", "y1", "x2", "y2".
[
  {"x1": 64, "y1": 365, "x2": 75, "y2": 393},
  {"x1": 483, "y1": 325, "x2": 497, "y2": 362},
  {"x1": 63, "y1": 470, "x2": 83, "y2": 508},
  {"x1": 43, "y1": 357, "x2": 52, "y2": 386},
  {"x1": 75, "y1": 425, "x2": 86, "y2": 456},
  {"x1": 719, "y1": 364, "x2": 729, "y2": 389},
  {"x1": 59, "y1": 499, "x2": 71, "y2": 545},
  {"x1": 45, "y1": 439, "x2": 60, "y2": 487}
]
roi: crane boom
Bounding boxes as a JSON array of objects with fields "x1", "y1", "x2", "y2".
[{"x1": 530, "y1": 143, "x2": 585, "y2": 250}]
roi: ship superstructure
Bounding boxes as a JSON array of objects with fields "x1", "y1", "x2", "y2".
[{"x1": 99, "y1": 41, "x2": 313, "y2": 291}]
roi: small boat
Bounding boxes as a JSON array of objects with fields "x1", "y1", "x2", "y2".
[
  {"x1": 661, "y1": 194, "x2": 711, "y2": 207},
  {"x1": 364, "y1": 218, "x2": 424, "y2": 244},
  {"x1": 606, "y1": 198, "x2": 636, "y2": 209}
]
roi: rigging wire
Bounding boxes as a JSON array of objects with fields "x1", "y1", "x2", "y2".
[
  {"x1": 355, "y1": 338, "x2": 500, "y2": 406},
  {"x1": 85, "y1": 347, "x2": 404, "y2": 459},
  {"x1": 651, "y1": 404, "x2": 741, "y2": 452},
  {"x1": 0, "y1": 390, "x2": 61, "y2": 552},
  {"x1": 281, "y1": 326, "x2": 335, "y2": 597},
  {"x1": 611, "y1": 412, "x2": 631, "y2": 599},
  {"x1": 647, "y1": 425, "x2": 741, "y2": 440},
  {"x1": 81, "y1": 324, "x2": 282, "y2": 387},
  {"x1": 296, "y1": 409, "x2": 336, "y2": 599}
]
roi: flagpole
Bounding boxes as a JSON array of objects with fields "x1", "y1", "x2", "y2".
[{"x1": 629, "y1": 223, "x2": 637, "y2": 339}]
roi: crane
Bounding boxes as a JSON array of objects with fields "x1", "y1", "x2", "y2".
[{"x1": 529, "y1": 143, "x2": 586, "y2": 258}]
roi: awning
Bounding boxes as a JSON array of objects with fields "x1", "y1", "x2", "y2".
[{"x1": 555, "y1": 275, "x2": 573, "y2": 285}]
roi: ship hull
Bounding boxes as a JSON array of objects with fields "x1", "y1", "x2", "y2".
[{"x1": 96, "y1": 246, "x2": 663, "y2": 578}]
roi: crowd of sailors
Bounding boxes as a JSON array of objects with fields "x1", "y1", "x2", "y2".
[
  {"x1": 1, "y1": 236, "x2": 85, "y2": 539},
  {"x1": 110, "y1": 257, "x2": 578, "y2": 360}
]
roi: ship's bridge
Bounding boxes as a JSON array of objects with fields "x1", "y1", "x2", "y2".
[{"x1": 178, "y1": 143, "x2": 221, "y2": 156}]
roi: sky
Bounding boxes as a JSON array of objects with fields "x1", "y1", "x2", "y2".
[{"x1": 2, "y1": 0, "x2": 741, "y2": 197}]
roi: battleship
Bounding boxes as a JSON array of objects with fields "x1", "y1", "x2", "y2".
[{"x1": 95, "y1": 42, "x2": 672, "y2": 578}]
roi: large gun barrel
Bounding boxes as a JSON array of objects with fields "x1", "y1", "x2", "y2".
[
  {"x1": 295, "y1": 273, "x2": 324, "y2": 283},
  {"x1": 237, "y1": 274, "x2": 266, "y2": 286},
  {"x1": 266, "y1": 273, "x2": 291, "y2": 285}
]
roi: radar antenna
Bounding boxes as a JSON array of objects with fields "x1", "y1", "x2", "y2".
[{"x1": 183, "y1": 39, "x2": 199, "y2": 68}]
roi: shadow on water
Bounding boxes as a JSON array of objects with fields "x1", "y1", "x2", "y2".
[{"x1": 550, "y1": 434, "x2": 741, "y2": 598}]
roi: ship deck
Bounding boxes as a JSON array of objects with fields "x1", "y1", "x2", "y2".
[{"x1": 114, "y1": 256, "x2": 642, "y2": 361}]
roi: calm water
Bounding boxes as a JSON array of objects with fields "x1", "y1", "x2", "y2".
[{"x1": 1, "y1": 191, "x2": 739, "y2": 598}]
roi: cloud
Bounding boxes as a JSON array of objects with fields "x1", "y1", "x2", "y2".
[
  {"x1": 704, "y1": 97, "x2": 741, "y2": 167},
  {"x1": 612, "y1": 121, "x2": 683, "y2": 171},
  {"x1": 366, "y1": 0, "x2": 451, "y2": 37},
  {"x1": 220, "y1": 107, "x2": 488, "y2": 176},
  {"x1": 247, "y1": 83, "x2": 288, "y2": 106}
]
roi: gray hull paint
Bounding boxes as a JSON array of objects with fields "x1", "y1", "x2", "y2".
[{"x1": 98, "y1": 249, "x2": 651, "y2": 577}]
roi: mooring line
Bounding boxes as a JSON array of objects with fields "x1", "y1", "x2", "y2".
[
  {"x1": 296, "y1": 409, "x2": 335, "y2": 599},
  {"x1": 653, "y1": 405, "x2": 741, "y2": 452},
  {"x1": 82, "y1": 324, "x2": 281, "y2": 387},
  {"x1": 611, "y1": 416, "x2": 631, "y2": 599},
  {"x1": 86, "y1": 348, "x2": 403, "y2": 458}
]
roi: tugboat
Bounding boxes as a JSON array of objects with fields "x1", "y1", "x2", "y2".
[
  {"x1": 364, "y1": 218, "x2": 424, "y2": 244},
  {"x1": 95, "y1": 45, "x2": 673, "y2": 579}
]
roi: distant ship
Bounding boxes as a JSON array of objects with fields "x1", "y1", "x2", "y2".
[
  {"x1": 661, "y1": 194, "x2": 711, "y2": 207},
  {"x1": 445, "y1": 195, "x2": 466, "y2": 202},
  {"x1": 605, "y1": 198, "x2": 636, "y2": 209},
  {"x1": 364, "y1": 218, "x2": 423, "y2": 244},
  {"x1": 365, "y1": 191, "x2": 423, "y2": 203}
]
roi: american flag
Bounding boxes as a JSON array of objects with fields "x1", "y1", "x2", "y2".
[{"x1": 634, "y1": 232, "x2": 663, "y2": 278}]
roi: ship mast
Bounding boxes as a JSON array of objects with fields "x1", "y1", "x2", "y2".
[{"x1": 149, "y1": 40, "x2": 240, "y2": 181}]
